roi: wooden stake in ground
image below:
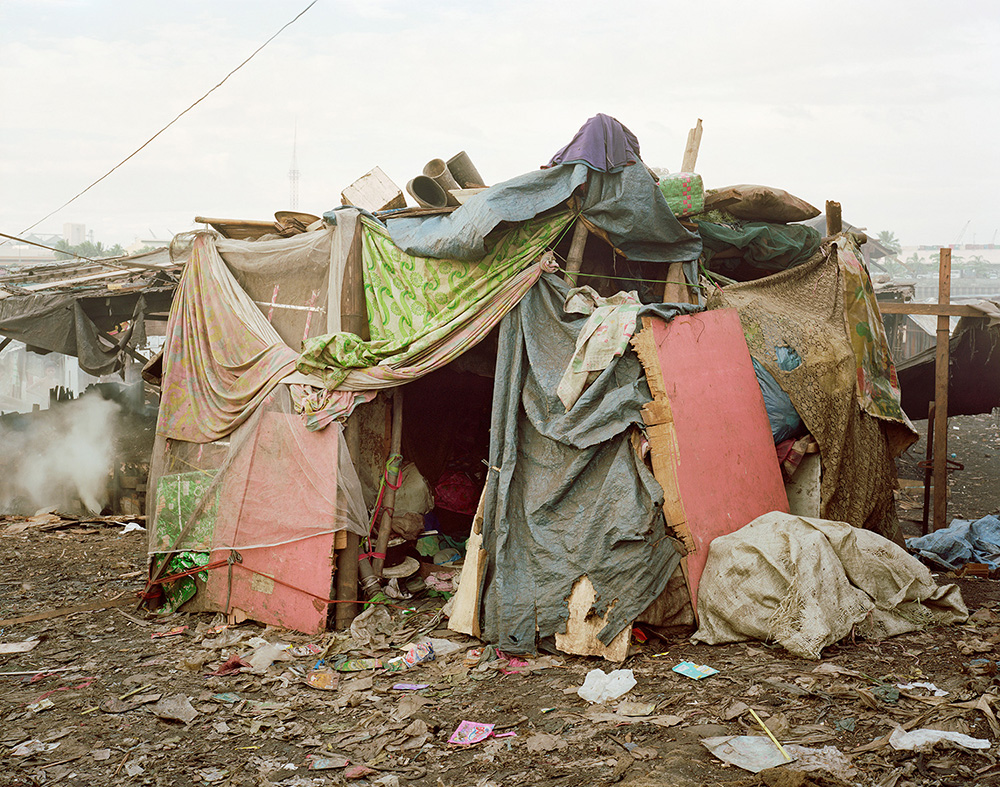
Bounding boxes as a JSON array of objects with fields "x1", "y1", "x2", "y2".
[
  {"x1": 372, "y1": 390, "x2": 404, "y2": 578},
  {"x1": 335, "y1": 219, "x2": 368, "y2": 630},
  {"x1": 932, "y1": 248, "x2": 951, "y2": 531},
  {"x1": 826, "y1": 201, "x2": 842, "y2": 236},
  {"x1": 663, "y1": 120, "x2": 703, "y2": 304}
]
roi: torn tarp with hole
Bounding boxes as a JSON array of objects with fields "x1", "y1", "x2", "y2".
[
  {"x1": 0, "y1": 289, "x2": 171, "y2": 376},
  {"x1": 480, "y1": 273, "x2": 699, "y2": 654}
]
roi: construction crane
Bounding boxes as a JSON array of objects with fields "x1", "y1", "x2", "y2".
[{"x1": 954, "y1": 220, "x2": 971, "y2": 247}]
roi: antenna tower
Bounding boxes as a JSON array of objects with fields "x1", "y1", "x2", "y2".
[{"x1": 289, "y1": 125, "x2": 300, "y2": 209}]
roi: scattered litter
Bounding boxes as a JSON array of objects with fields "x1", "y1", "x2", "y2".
[
  {"x1": 672, "y1": 661, "x2": 719, "y2": 680},
  {"x1": 783, "y1": 744, "x2": 858, "y2": 782},
  {"x1": 198, "y1": 767, "x2": 227, "y2": 783},
  {"x1": 723, "y1": 700, "x2": 750, "y2": 720},
  {"x1": 385, "y1": 641, "x2": 434, "y2": 671},
  {"x1": 335, "y1": 658, "x2": 383, "y2": 672},
  {"x1": 888, "y1": 726, "x2": 991, "y2": 751},
  {"x1": 304, "y1": 669, "x2": 340, "y2": 691},
  {"x1": 871, "y1": 683, "x2": 900, "y2": 703},
  {"x1": 615, "y1": 700, "x2": 656, "y2": 717},
  {"x1": 307, "y1": 754, "x2": 350, "y2": 770},
  {"x1": 526, "y1": 732, "x2": 567, "y2": 752},
  {"x1": 0, "y1": 638, "x2": 40, "y2": 654},
  {"x1": 151, "y1": 626, "x2": 187, "y2": 639},
  {"x1": 207, "y1": 654, "x2": 250, "y2": 676},
  {"x1": 344, "y1": 764, "x2": 377, "y2": 779},
  {"x1": 26, "y1": 697, "x2": 54, "y2": 713},
  {"x1": 449, "y1": 720, "x2": 495, "y2": 745},
  {"x1": 392, "y1": 683, "x2": 429, "y2": 691},
  {"x1": 11, "y1": 739, "x2": 59, "y2": 757},
  {"x1": 833, "y1": 717, "x2": 856, "y2": 733},
  {"x1": 289, "y1": 643, "x2": 323, "y2": 658},
  {"x1": 701, "y1": 736, "x2": 793, "y2": 773},
  {"x1": 577, "y1": 668, "x2": 637, "y2": 703},
  {"x1": 120, "y1": 521, "x2": 145, "y2": 534},
  {"x1": 246, "y1": 640, "x2": 291, "y2": 673},
  {"x1": 124, "y1": 762, "x2": 144, "y2": 777},
  {"x1": 212, "y1": 692, "x2": 241, "y2": 704},
  {"x1": 91, "y1": 749, "x2": 112, "y2": 761},
  {"x1": 149, "y1": 694, "x2": 199, "y2": 724},
  {"x1": 896, "y1": 681, "x2": 948, "y2": 696}
]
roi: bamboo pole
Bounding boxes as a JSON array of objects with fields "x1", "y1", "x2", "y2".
[
  {"x1": 335, "y1": 219, "x2": 368, "y2": 629},
  {"x1": 932, "y1": 248, "x2": 951, "y2": 531},
  {"x1": 372, "y1": 390, "x2": 404, "y2": 577}
]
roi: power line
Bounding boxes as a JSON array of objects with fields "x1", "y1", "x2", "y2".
[{"x1": 12, "y1": 0, "x2": 319, "y2": 240}]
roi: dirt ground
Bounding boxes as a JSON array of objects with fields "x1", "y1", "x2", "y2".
[{"x1": 1, "y1": 415, "x2": 998, "y2": 787}]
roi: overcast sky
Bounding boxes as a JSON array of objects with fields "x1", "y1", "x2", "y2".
[{"x1": 1, "y1": 0, "x2": 998, "y2": 249}]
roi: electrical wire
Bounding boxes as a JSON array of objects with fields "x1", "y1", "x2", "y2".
[{"x1": 11, "y1": 0, "x2": 319, "y2": 241}]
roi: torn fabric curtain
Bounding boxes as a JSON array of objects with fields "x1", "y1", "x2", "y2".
[
  {"x1": 295, "y1": 213, "x2": 574, "y2": 391},
  {"x1": 481, "y1": 273, "x2": 697, "y2": 654},
  {"x1": 157, "y1": 233, "x2": 301, "y2": 443}
]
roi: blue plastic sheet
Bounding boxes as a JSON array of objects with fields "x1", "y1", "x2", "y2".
[
  {"x1": 752, "y1": 357, "x2": 804, "y2": 443},
  {"x1": 906, "y1": 515, "x2": 1000, "y2": 571}
]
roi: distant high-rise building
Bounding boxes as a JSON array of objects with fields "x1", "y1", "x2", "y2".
[{"x1": 63, "y1": 223, "x2": 86, "y2": 245}]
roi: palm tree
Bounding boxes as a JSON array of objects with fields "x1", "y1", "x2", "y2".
[{"x1": 876, "y1": 230, "x2": 902, "y2": 255}]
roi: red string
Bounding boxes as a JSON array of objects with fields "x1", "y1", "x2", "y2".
[{"x1": 149, "y1": 555, "x2": 415, "y2": 610}]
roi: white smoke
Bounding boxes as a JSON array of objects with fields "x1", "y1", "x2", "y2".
[{"x1": 0, "y1": 393, "x2": 120, "y2": 516}]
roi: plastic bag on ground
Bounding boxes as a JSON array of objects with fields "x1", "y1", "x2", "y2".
[{"x1": 577, "y1": 668, "x2": 636, "y2": 703}]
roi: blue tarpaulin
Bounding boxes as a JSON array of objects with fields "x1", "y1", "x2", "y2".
[{"x1": 906, "y1": 515, "x2": 1000, "y2": 571}]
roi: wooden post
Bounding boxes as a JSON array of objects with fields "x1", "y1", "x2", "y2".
[
  {"x1": 335, "y1": 219, "x2": 369, "y2": 630},
  {"x1": 680, "y1": 119, "x2": 703, "y2": 173},
  {"x1": 921, "y1": 401, "x2": 935, "y2": 536},
  {"x1": 932, "y1": 248, "x2": 951, "y2": 531},
  {"x1": 662, "y1": 262, "x2": 692, "y2": 304},
  {"x1": 563, "y1": 219, "x2": 589, "y2": 287},
  {"x1": 825, "y1": 201, "x2": 842, "y2": 236},
  {"x1": 372, "y1": 390, "x2": 404, "y2": 577}
]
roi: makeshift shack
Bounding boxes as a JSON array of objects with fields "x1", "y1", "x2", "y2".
[{"x1": 142, "y1": 115, "x2": 919, "y2": 659}]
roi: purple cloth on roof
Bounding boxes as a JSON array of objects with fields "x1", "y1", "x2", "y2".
[{"x1": 544, "y1": 113, "x2": 641, "y2": 172}]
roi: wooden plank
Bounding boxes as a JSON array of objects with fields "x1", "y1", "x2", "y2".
[
  {"x1": 630, "y1": 323, "x2": 694, "y2": 553},
  {"x1": 448, "y1": 486, "x2": 488, "y2": 638},
  {"x1": 877, "y1": 302, "x2": 982, "y2": 317},
  {"x1": 680, "y1": 119, "x2": 704, "y2": 173},
  {"x1": 341, "y1": 167, "x2": 406, "y2": 213},
  {"x1": 554, "y1": 575, "x2": 631, "y2": 662},
  {"x1": 0, "y1": 595, "x2": 132, "y2": 627},
  {"x1": 933, "y1": 248, "x2": 951, "y2": 531}
]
